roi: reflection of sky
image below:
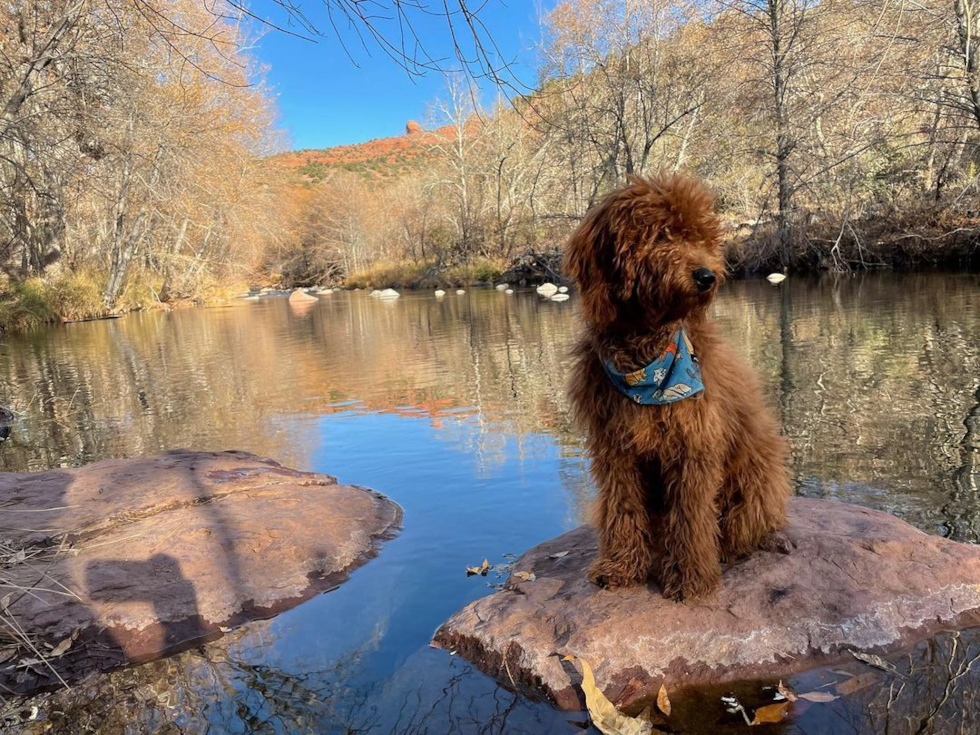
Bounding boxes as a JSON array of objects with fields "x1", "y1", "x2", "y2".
[{"x1": 211, "y1": 410, "x2": 586, "y2": 730}]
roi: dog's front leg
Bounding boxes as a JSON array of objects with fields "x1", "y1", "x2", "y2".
[
  {"x1": 659, "y1": 456, "x2": 722, "y2": 601},
  {"x1": 588, "y1": 452, "x2": 654, "y2": 589}
]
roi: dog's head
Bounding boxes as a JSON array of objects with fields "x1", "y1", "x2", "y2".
[{"x1": 563, "y1": 173, "x2": 724, "y2": 330}]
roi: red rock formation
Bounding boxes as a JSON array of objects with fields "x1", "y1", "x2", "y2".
[
  {"x1": 435, "y1": 497, "x2": 980, "y2": 710},
  {"x1": 1, "y1": 451, "x2": 401, "y2": 694}
]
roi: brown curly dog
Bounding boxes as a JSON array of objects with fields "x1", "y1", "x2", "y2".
[{"x1": 565, "y1": 173, "x2": 792, "y2": 601}]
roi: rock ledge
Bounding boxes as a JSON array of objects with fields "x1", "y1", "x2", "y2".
[
  {"x1": 1, "y1": 450, "x2": 401, "y2": 693},
  {"x1": 434, "y1": 498, "x2": 980, "y2": 710}
]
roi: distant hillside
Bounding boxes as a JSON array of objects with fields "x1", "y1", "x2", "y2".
[{"x1": 274, "y1": 121, "x2": 452, "y2": 182}]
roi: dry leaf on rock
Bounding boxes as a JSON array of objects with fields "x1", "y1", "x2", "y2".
[
  {"x1": 513, "y1": 571, "x2": 536, "y2": 582},
  {"x1": 798, "y1": 691, "x2": 839, "y2": 703},
  {"x1": 656, "y1": 683, "x2": 671, "y2": 716},
  {"x1": 466, "y1": 559, "x2": 490, "y2": 576},
  {"x1": 777, "y1": 680, "x2": 798, "y2": 702},
  {"x1": 850, "y1": 650, "x2": 899, "y2": 674},
  {"x1": 563, "y1": 655, "x2": 657, "y2": 735},
  {"x1": 835, "y1": 672, "x2": 879, "y2": 696},
  {"x1": 751, "y1": 701, "x2": 791, "y2": 725},
  {"x1": 49, "y1": 637, "x2": 72, "y2": 658}
]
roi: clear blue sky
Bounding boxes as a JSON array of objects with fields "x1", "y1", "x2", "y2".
[{"x1": 249, "y1": 1, "x2": 552, "y2": 151}]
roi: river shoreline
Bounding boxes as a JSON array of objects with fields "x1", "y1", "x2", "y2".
[{"x1": 3, "y1": 263, "x2": 978, "y2": 338}]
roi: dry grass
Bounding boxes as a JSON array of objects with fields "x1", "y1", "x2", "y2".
[
  {"x1": 0, "y1": 534, "x2": 80, "y2": 703},
  {"x1": 345, "y1": 259, "x2": 505, "y2": 289}
]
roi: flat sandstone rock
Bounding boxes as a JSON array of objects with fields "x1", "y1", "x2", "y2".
[
  {"x1": 433, "y1": 498, "x2": 980, "y2": 711},
  {"x1": 1, "y1": 450, "x2": 401, "y2": 693}
]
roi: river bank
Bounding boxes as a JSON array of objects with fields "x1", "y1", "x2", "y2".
[{"x1": 3, "y1": 236, "x2": 977, "y2": 336}]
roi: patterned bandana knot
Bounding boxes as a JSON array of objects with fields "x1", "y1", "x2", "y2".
[{"x1": 603, "y1": 329, "x2": 704, "y2": 405}]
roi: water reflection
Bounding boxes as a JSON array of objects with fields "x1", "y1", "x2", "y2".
[{"x1": 2, "y1": 274, "x2": 979, "y2": 732}]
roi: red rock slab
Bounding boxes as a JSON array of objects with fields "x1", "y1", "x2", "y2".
[
  {"x1": 433, "y1": 498, "x2": 980, "y2": 711},
  {"x1": 0, "y1": 451, "x2": 400, "y2": 694}
]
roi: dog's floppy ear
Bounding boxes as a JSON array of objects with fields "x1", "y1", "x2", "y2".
[{"x1": 563, "y1": 199, "x2": 617, "y2": 329}]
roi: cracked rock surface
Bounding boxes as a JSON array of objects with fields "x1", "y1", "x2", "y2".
[
  {"x1": 1, "y1": 450, "x2": 401, "y2": 693},
  {"x1": 434, "y1": 498, "x2": 980, "y2": 710}
]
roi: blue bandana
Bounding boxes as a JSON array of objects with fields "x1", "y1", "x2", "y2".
[{"x1": 603, "y1": 329, "x2": 704, "y2": 405}]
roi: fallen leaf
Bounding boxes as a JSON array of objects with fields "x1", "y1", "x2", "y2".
[
  {"x1": 564, "y1": 655, "x2": 655, "y2": 735},
  {"x1": 849, "y1": 650, "x2": 899, "y2": 674},
  {"x1": 549, "y1": 551, "x2": 570, "y2": 559},
  {"x1": 835, "y1": 672, "x2": 879, "y2": 696},
  {"x1": 777, "y1": 680, "x2": 798, "y2": 702},
  {"x1": 751, "y1": 701, "x2": 791, "y2": 725},
  {"x1": 513, "y1": 571, "x2": 536, "y2": 582},
  {"x1": 798, "y1": 691, "x2": 839, "y2": 703},
  {"x1": 49, "y1": 636, "x2": 73, "y2": 658},
  {"x1": 466, "y1": 559, "x2": 491, "y2": 576},
  {"x1": 656, "y1": 683, "x2": 671, "y2": 716}
]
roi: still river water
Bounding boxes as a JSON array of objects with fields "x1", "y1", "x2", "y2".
[{"x1": 2, "y1": 273, "x2": 979, "y2": 733}]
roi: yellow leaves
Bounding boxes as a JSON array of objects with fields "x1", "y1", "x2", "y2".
[
  {"x1": 750, "y1": 702, "x2": 791, "y2": 724},
  {"x1": 563, "y1": 655, "x2": 663, "y2": 735},
  {"x1": 466, "y1": 558, "x2": 490, "y2": 576},
  {"x1": 513, "y1": 571, "x2": 537, "y2": 582},
  {"x1": 777, "y1": 680, "x2": 797, "y2": 702},
  {"x1": 656, "y1": 683, "x2": 671, "y2": 717}
]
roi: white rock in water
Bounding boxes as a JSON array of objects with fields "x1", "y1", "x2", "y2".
[
  {"x1": 435, "y1": 289, "x2": 447, "y2": 297},
  {"x1": 495, "y1": 283, "x2": 509, "y2": 291},
  {"x1": 558, "y1": 286, "x2": 569, "y2": 293},
  {"x1": 456, "y1": 289, "x2": 466, "y2": 295},
  {"x1": 505, "y1": 289, "x2": 514, "y2": 294},
  {"x1": 767, "y1": 273, "x2": 788, "y2": 284},
  {"x1": 244, "y1": 295, "x2": 260, "y2": 301},
  {"x1": 378, "y1": 288, "x2": 400, "y2": 299},
  {"x1": 550, "y1": 293, "x2": 570, "y2": 302},
  {"x1": 370, "y1": 289, "x2": 382, "y2": 297},
  {"x1": 536, "y1": 283, "x2": 559, "y2": 297}
]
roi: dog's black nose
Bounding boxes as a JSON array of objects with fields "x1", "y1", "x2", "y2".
[{"x1": 692, "y1": 268, "x2": 716, "y2": 292}]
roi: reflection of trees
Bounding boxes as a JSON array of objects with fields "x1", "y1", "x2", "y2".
[
  {"x1": 0, "y1": 292, "x2": 579, "y2": 476},
  {"x1": 33, "y1": 624, "x2": 563, "y2": 734},
  {"x1": 717, "y1": 274, "x2": 980, "y2": 539},
  {"x1": 2, "y1": 279, "x2": 978, "y2": 536}
]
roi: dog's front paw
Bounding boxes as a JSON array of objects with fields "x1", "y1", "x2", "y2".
[
  {"x1": 759, "y1": 530, "x2": 794, "y2": 555},
  {"x1": 659, "y1": 565, "x2": 720, "y2": 603},
  {"x1": 587, "y1": 558, "x2": 646, "y2": 590}
]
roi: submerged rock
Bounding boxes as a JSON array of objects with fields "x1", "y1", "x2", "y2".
[
  {"x1": 288, "y1": 289, "x2": 318, "y2": 303},
  {"x1": 434, "y1": 498, "x2": 980, "y2": 711},
  {"x1": 1, "y1": 450, "x2": 401, "y2": 694}
]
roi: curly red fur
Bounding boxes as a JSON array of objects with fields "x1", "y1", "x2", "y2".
[{"x1": 565, "y1": 173, "x2": 792, "y2": 601}]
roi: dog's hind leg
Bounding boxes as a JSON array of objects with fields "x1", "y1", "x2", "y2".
[
  {"x1": 720, "y1": 439, "x2": 791, "y2": 559},
  {"x1": 588, "y1": 450, "x2": 655, "y2": 589}
]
